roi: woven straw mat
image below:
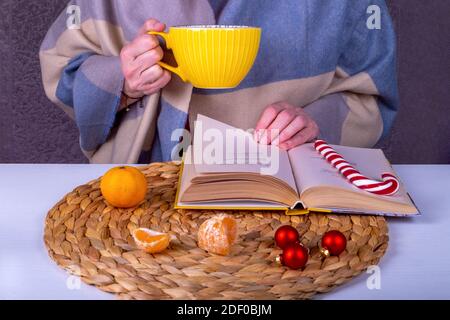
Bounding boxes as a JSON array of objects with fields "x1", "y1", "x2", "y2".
[{"x1": 44, "y1": 162, "x2": 389, "y2": 300}]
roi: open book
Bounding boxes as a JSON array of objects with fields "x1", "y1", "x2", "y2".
[{"x1": 176, "y1": 115, "x2": 420, "y2": 217}]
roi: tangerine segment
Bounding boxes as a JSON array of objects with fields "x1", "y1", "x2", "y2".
[
  {"x1": 198, "y1": 215, "x2": 238, "y2": 256},
  {"x1": 132, "y1": 228, "x2": 171, "y2": 254}
]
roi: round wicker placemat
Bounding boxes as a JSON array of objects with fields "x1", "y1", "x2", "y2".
[{"x1": 44, "y1": 162, "x2": 389, "y2": 300}]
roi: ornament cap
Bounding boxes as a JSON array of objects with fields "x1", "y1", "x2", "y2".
[
  {"x1": 320, "y1": 247, "x2": 330, "y2": 258},
  {"x1": 275, "y1": 256, "x2": 282, "y2": 265}
]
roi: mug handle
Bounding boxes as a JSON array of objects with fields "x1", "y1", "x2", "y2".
[{"x1": 147, "y1": 31, "x2": 187, "y2": 82}]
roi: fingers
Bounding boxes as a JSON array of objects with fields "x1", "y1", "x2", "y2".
[
  {"x1": 140, "y1": 65, "x2": 165, "y2": 85},
  {"x1": 122, "y1": 18, "x2": 166, "y2": 61},
  {"x1": 120, "y1": 18, "x2": 170, "y2": 98},
  {"x1": 278, "y1": 128, "x2": 313, "y2": 150},
  {"x1": 272, "y1": 115, "x2": 308, "y2": 146},
  {"x1": 133, "y1": 46, "x2": 164, "y2": 73},
  {"x1": 279, "y1": 121, "x2": 319, "y2": 150},
  {"x1": 260, "y1": 108, "x2": 297, "y2": 144},
  {"x1": 138, "y1": 19, "x2": 166, "y2": 36},
  {"x1": 254, "y1": 104, "x2": 284, "y2": 142},
  {"x1": 254, "y1": 102, "x2": 320, "y2": 150},
  {"x1": 122, "y1": 34, "x2": 160, "y2": 60},
  {"x1": 140, "y1": 71, "x2": 172, "y2": 95},
  {"x1": 255, "y1": 104, "x2": 284, "y2": 131},
  {"x1": 126, "y1": 66, "x2": 170, "y2": 94}
]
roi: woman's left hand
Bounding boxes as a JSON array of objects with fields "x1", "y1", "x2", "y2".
[{"x1": 254, "y1": 102, "x2": 320, "y2": 150}]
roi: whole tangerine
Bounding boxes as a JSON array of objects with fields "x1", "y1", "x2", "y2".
[{"x1": 100, "y1": 166, "x2": 148, "y2": 208}]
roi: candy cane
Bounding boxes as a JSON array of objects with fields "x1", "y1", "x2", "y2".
[{"x1": 314, "y1": 140, "x2": 400, "y2": 196}]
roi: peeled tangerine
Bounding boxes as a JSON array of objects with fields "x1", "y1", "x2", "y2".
[
  {"x1": 132, "y1": 228, "x2": 172, "y2": 254},
  {"x1": 198, "y1": 215, "x2": 238, "y2": 256}
]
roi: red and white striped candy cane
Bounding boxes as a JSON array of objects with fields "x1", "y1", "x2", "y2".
[{"x1": 314, "y1": 140, "x2": 400, "y2": 196}]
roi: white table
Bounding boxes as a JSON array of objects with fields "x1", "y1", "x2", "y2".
[{"x1": 1, "y1": 164, "x2": 449, "y2": 300}]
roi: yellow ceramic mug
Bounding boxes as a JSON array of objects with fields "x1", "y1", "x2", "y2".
[{"x1": 148, "y1": 25, "x2": 261, "y2": 89}]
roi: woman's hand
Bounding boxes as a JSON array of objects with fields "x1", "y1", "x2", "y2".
[
  {"x1": 120, "y1": 19, "x2": 171, "y2": 98},
  {"x1": 254, "y1": 102, "x2": 320, "y2": 150}
]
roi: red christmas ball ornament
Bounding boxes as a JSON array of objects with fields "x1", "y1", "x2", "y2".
[
  {"x1": 276, "y1": 242, "x2": 309, "y2": 270},
  {"x1": 274, "y1": 225, "x2": 300, "y2": 249},
  {"x1": 320, "y1": 230, "x2": 347, "y2": 257}
]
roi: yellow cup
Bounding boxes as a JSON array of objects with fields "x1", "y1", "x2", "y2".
[{"x1": 149, "y1": 25, "x2": 261, "y2": 89}]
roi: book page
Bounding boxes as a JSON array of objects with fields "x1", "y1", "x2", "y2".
[
  {"x1": 288, "y1": 143, "x2": 412, "y2": 205},
  {"x1": 191, "y1": 114, "x2": 298, "y2": 192},
  {"x1": 176, "y1": 199, "x2": 288, "y2": 210},
  {"x1": 178, "y1": 146, "x2": 196, "y2": 199}
]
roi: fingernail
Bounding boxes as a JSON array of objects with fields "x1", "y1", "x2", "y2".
[
  {"x1": 272, "y1": 137, "x2": 280, "y2": 146},
  {"x1": 280, "y1": 143, "x2": 289, "y2": 150},
  {"x1": 260, "y1": 133, "x2": 268, "y2": 145},
  {"x1": 253, "y1": 131, "x2": 259, "y2": 142}
]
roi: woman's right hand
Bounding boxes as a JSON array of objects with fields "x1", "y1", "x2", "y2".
[{"x1": 120, "y1": 19, "x2": 171, "y2": 99}]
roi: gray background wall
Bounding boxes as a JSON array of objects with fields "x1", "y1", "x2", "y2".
[{"x1": 0, "y1": 0, "x2": 449, "y2": 164}]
